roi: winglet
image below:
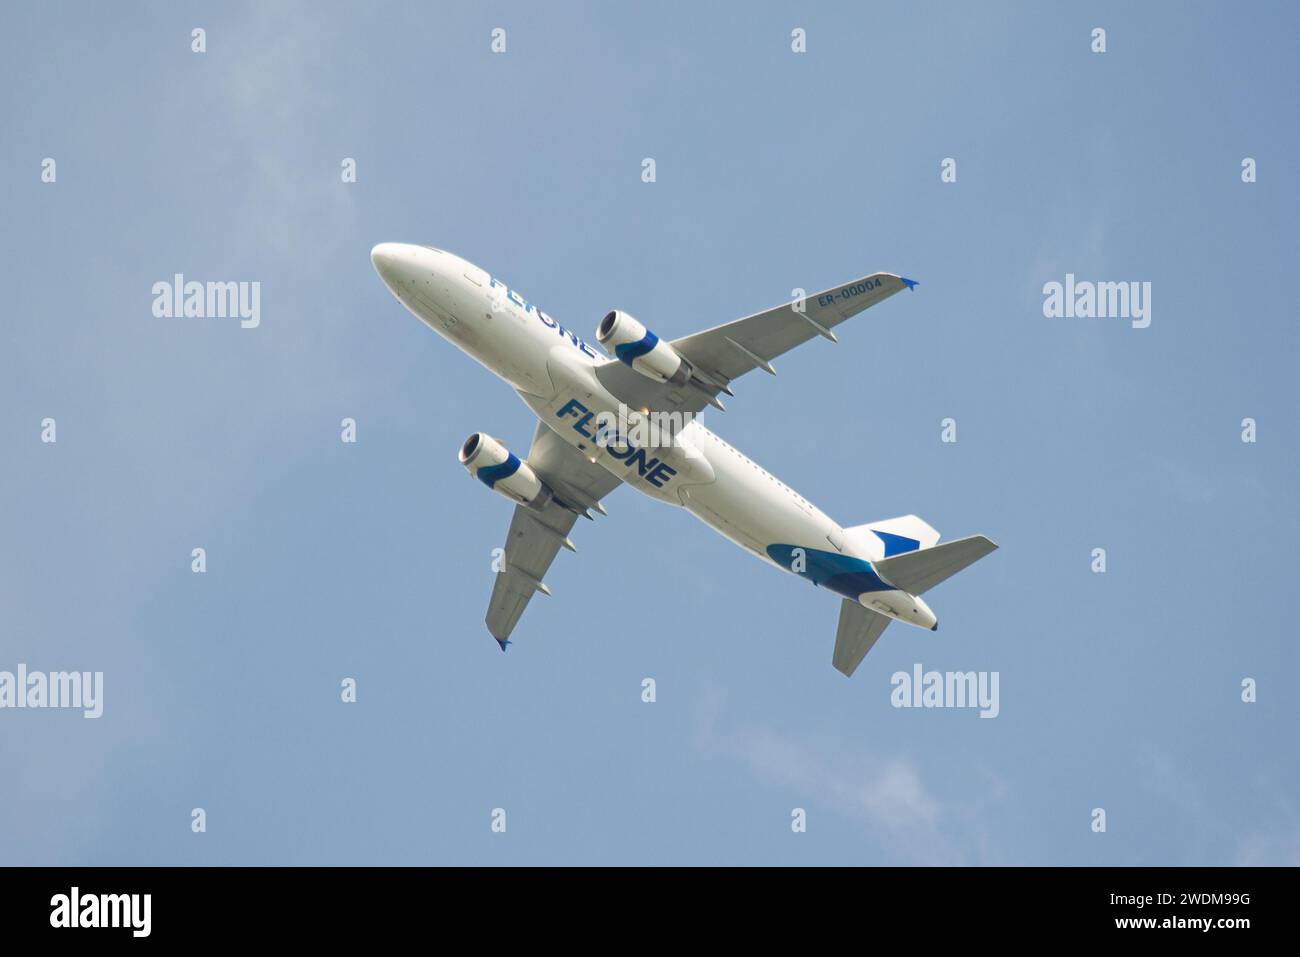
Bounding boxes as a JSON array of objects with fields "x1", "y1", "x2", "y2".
[
  {"x1": 496, "y1": 637, "x2": 510, "y2": 652},
  {"x1": 900, "y1": 277, "x2": 919, "y2": 291}
]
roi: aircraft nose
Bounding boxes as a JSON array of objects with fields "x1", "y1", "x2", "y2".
[
  {"x1": 371, "y1": 242, "x2": 427, "y2": 296},
  {"x1": 370, "y1": 242, "x2": 403, "y2": 277}
]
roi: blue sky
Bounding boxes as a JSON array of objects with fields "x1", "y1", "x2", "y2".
[{"x1": 1, "y1": 1, "x2": 1296, "y2": 865}]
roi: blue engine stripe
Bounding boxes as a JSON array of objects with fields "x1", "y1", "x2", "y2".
[
  {"x1": 765, "y1": 543, "x2": 896, "y2": 601},
  {"x1": 614, "y1": 329, "x2": 658, "y2": 366},
  {"x1": 477, "y1": 452, "x2": 522, "y2": 489}
]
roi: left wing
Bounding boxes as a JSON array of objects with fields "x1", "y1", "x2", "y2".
[
  {"x1": 594, "y1": 272, "x2": 915, "y2": 416},
  {"x1": 485, "y1": 421, "x2": 622, "y2": 646}
]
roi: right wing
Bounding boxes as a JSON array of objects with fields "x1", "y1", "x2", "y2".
[
  {"x1": 832, "y1": 600, "x2": 892, "y2": 677},
  {"x1": 594, "y1": 272, "x2": 915, "y2": 417},
  {"x1": 485, "y1": 421, "x2": 623, "y2": 645},
  {"x1": 671, "y1": 273, "x2": 915, "y2": 386}
]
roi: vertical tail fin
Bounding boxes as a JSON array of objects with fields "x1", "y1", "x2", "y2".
[{"x1": 844, "y1": 514, "x2": 940, "y2": 557}]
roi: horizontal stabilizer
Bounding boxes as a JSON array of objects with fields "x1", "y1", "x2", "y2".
[
  {"x1": 833, "y1": 600, "x2": 892, "y2": 677},
  {"x1": 873, "y1": 535, "x2": 998, "y2": 596}
]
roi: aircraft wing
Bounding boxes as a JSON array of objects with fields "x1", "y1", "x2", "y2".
[
  {"x1": 485, "y1": 421, "x2": 623, "y2": 645},
  {"x1": 593, "y1": 272, "x2": 914, "y2": 415}
]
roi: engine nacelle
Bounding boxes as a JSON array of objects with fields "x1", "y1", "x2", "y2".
[
  {"x1": 597, "y1": 310, "x2": 692, "y2": 386},
  {"x1": 459, "y1": 433, "x2": 551, "y2": 508}
]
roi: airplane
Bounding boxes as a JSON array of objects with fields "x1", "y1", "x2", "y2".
[{"x1": 370, "y1": 243, "x2": 997, "y2": 676}]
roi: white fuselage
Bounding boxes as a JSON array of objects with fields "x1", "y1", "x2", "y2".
[{"x1": 371, "y1": 243, "x2": 936, "y2": 628}]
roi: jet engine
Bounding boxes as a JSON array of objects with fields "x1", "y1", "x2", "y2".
[
  {"x1": 459, "y1": 432, "x2": 551, "y2": 508},
  {"x1": 596, "y1": 310, "x2": 693, "y2": 386}
]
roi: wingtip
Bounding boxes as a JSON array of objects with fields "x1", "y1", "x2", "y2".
[
  {"x1": 900, "y1": 277, "x2": 919, "y2": 291},
  {"x1": 495, "y1": 637, "x2": 510, "y2": 652}
]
